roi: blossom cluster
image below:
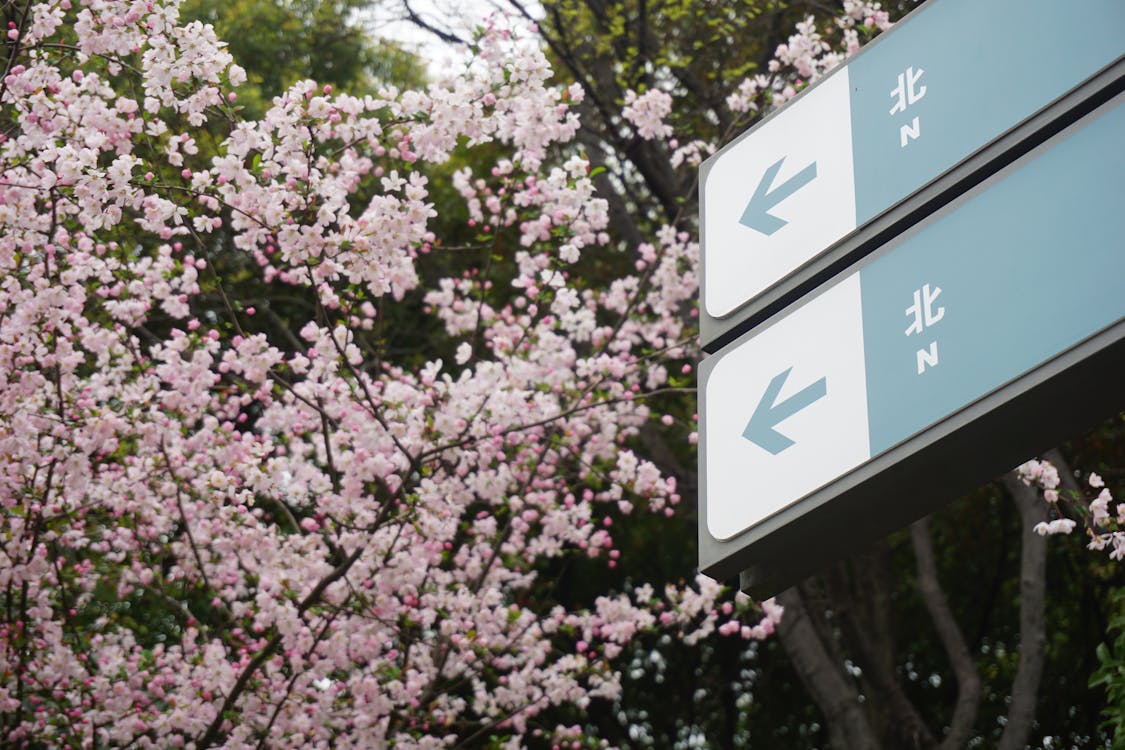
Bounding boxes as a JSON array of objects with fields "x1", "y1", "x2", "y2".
[
  {"x1": 621, "y1": 88, "x2": 674, "y2": 141},
  {"x1": 1017, "y1": 460, "x2": 1125, "y2": 559},
  {"x1": 725, "y1": 0, "x2": 894, "y2": 113}
]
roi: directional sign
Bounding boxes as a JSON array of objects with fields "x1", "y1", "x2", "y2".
[
  {"x1": 700, "y1": 0, "x2": 1125, "y2": 336},
  {"x1": 700, "y1": 97, "x2": 1125, "y2": 569},
  {"x1": 739, "y1": 158, "x2": 819, "y2": 235},
  {"x1": 742, "y1": 368, "x2": 827, "y2": 455}
]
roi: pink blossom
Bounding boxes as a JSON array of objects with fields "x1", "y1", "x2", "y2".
[{"x1": 622, "y1": 88, "x2": 674, "y2": 140}]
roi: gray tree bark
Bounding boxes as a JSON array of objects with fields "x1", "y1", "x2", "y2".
[
  {"x1": 998, "y1": 471, "x2": 1050, "y2": 750},
  {"x1": 775, "y1": 587, "x2": 881, "y2": 750},
  {"x1": 911, "y1": 518, "x2": 982, "y2": 749}
]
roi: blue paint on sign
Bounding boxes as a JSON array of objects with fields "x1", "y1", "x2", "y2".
[
  {"x1": 859, "y1": 100, "x2": 1125, "y2": 455},
  {"x1": 848, "y1": 0, "x2": 1125, "y2": 226},
  {"x1": 742, "y1": 368, "x2": 828, "y2": 454},
  {"x1": 739, "y1": 157, "x2": 818, "y2": 235}
]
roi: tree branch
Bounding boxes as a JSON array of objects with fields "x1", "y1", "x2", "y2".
[
  {"x1": 775, "y1": 587, "x2": 880, "y2": 750},
  {"x1": 998, "y1": 471, "x2": 1049, "y2": 750},
  {"x1": 196, "y1": 546, "x2": 364, "y2": 749},
  {"x1": 825, "y1": 561, "x2": 934, "y2": 749},
  {"x1": 910, "y1": 518, "x2": 981, "y2": 750},
  {"x1": 399, "y1": 0, "x2": 467, "y2": 45},
  {"x1": 1043, "y1": 447, "x2": 1089, "y2": 513}
]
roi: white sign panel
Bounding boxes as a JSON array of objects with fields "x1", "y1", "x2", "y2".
[
  {"x1": 704, "y1": 275, "x2": 869, "y2": 540},
  {"x1": 702, "y1": 71, "x2": 856, "y2": 319}
]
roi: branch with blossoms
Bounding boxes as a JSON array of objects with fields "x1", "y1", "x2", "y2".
[
  {"x1": 1017, "y1": 452, "x2": 1125, "y2": 559},
  {"x1": 725, "y1": 1, "x2": 894, "y2": 116},
  {"x1": 611, "y1": 0, "x2": 896, "y2": 176}
]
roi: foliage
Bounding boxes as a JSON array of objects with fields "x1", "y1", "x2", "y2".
[
  {"x1": 1091, "y1": 588, "x2": 1125, "y2": 744},
  {"x1": 181, "y1": 0, "x2": 425, "y2": 117}
]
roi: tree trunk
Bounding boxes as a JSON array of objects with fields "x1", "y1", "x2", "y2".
[
  {"x1": 911, "y1": 518, "x2": 982, "y2": 749},
  {"x1": 775, "y1": 587, "x2": 881, "y2": 750},
  {"x1": 997, "y1": 471, "x2": 1049, "y2": 750}
]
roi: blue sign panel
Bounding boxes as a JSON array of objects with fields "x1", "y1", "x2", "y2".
[
  {"x1": 860, "y1": 100, "x2": 1125, "y2": 454},
  {"x1": 848, "y1": 0, "x2": 1125, "y2": 224}
]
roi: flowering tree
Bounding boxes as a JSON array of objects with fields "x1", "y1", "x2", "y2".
[
  {"x1": 0, "y1": 0, "x2": 853, "y2": 745},
  {"x1": 3, "y1": 0, "x2": 1118, "y2": 746}
]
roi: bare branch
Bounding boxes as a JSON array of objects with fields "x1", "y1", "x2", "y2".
[
  {"x1": 775, "y1": 587, "x2": 880, "y2": 750},
  {"x1": 998, "y1": 471, "x2": 1049, "y2": 750},
  {"x1": 825, "y1": 562, "x2": 934, "y2": 749},
  {"x1": 400, "y1": 0, "x2": 468, "y2": 45},
  {"x1": 910, "y1": 518, "x2": 981, "y2": 750}
]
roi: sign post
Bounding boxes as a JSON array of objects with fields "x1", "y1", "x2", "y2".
[
  {"x1": 699, "y1": 98, "x2": 1125, "y2": 594},
  {"x1": 700, "y1": 0, "x2": 1125, "y2": 351}
]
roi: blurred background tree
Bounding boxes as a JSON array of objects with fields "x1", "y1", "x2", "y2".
[{"x1": 182, "y1": 0, "x2": 427, "y2": 116}]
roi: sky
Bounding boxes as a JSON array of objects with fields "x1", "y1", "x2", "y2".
[{"x1": 362, "y1": 0, "x2": 543, "y2": 71}]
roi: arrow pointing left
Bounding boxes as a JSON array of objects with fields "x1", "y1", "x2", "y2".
[
  {"x1": 739, "y1": 156, "x2": 818, "y2": 236},
  {"x1": 742, "y1": 367, "x2": 827, "y2": 455}
]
